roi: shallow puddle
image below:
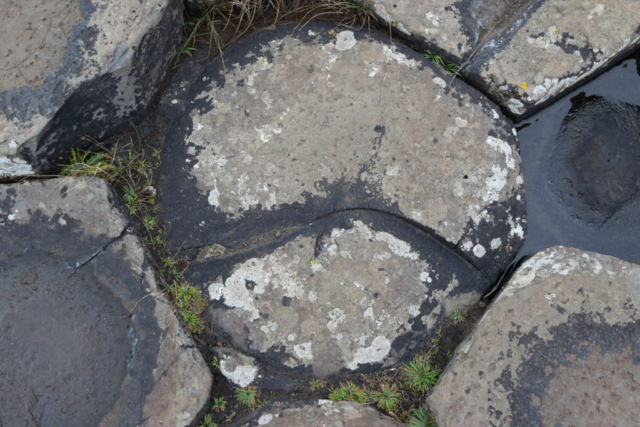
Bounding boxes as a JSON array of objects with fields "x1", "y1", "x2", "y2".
[{"x1": 512, "y1": 49, "x2": 640, "y2": 267}]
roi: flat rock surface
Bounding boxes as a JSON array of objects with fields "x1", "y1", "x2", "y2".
[
  {"x1": 0, "y1": 0, "x2": 182, "y2": 176},
  {"x1": 366, "y1": 0, "x2": 640, "y2": 118},
  {"x1": 0, "y1": 178, "x2": 211, "y2": 426},
  {"x1": 188, "y1": 210, "x2": 488, "y2": 378},
  {"x1": 157, "y1": 21, "x2": 526, "y2": 284},
  {"x1": 427, "y1": 246, "x2": 640, "y2": 426},
  {"x1": 231, "y1": 399, "x2": 404, "y2": 426}
]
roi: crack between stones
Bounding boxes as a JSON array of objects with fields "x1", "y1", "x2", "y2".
[{"x1": 70, "y1": 226, "x2": 131, "y2": 275}]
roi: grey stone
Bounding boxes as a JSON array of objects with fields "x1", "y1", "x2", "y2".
[
  {"x1": 157, "y1": 21, "x2": 526, "y2": 284},
  {"x1": 0, "y1": 0, "x2": 182, "y2": 176},
  {"x1": 365, "y1": 0, "x2": 640, "y2": 118},
  {"x1": 188, "y1": 210, "x2": 489, "y2": 378},
  {"x1": 0, "y1": 178, "x2": 211, "y2": 426},
  {"x1": 231, "y1": 399, "x2": 405, "y2": 427},
  {"x1": 427, "y1": 246, "x2": 640, "y2": 426}
]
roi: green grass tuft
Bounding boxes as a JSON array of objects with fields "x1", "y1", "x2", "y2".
[{"x1": 403, "y1": 354, "x2": 441, "y2": 393}]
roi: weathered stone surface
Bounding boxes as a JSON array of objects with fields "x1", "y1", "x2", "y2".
[
  {"x1": 366, "y1": 0, "x2": 640, "y2": 118},
  {"x1": 427, "y1": 246, "x2": 640, "y2": 426},
  {"x1": 188, "y1": 210, "x2": 488, "y2": 378},
  {"x1": 231, "y1": 399, "x2": 405, "y2": 427},
  {"x1": 0, "y1": 178, "x2": 211, "y2": 426},
  {"x1": 0, "y1": 0, "x2": 182, "y2": 176},
  {"x1": 157, "y1": 21, "x2": 526, "y2": 283}
]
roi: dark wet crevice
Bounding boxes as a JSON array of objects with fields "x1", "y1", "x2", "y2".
[{"x1": 183, "y1": 206, "x2": 487, "y2": 280}]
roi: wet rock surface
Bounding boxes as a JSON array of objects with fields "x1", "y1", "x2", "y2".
[
  {"x1": 0, "y1": 178, "x2": 211, "y2": 426},
  {"x1": 231, "y1": 399, "x2": 405, "y2": 426},
  {"x1": 427, "y1": 246, "x2": 640, "y2": 426},
  {"x1": 548, "y1": 95, "x2": 640, "y2": 226},
  {"x1": 188, "y1": 210, "x2": 488, "y2": 378},
  {"x1": 0, "y1": 0, "x2": 182, "y2": 176},
  {"x1": 515, "y1": 50, "x2": 640, "y2": 265},
  {"x1": 365, "y1": 0, "x2": 640, "y2": 118},
  {"x1": 157, "y1": 21, "x2": 526, "y2": 284}
]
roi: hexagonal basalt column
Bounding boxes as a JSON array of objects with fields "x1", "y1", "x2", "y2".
[
  {"x1": 427, "y1": 246, "x2": 640, "y2": 426},
  {"x1": 0, "y1": 0, "x2": 182, "y2": 176},
  {"x1": 364, "y1": 0, "x2": 640, "y2": 118},
  {"x1": 187, "y1": 210, "x2": 489, "y2": 378},
  {"x1": 0, "y1": 178, "x2": 211, "y2": 426}
]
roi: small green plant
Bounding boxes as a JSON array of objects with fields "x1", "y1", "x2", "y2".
[
  {"x1": 451, "y1": 309, "x2": 465, "y2": 322},
  {"x1": 403, "y1": 355, "x2": 441, "y2": 393},
  {"x1": 371, "y1": 384, "x2": 399, "y2": 413},
  {"x1": 329, "y1": 381, "x2": 370, "y2": 403},
  {"x1": 309, "y1": 378, "x2": 326, "y2": 391},
  {"x1": 153, "y1": 235, "x2": 165, "y2": 248},
  {"x1": 122, "y1": 185, "x2": 140, "y2": 215},
  {"x1": 422, "y1": 50, "x2": 460, "y2": 76},
  {"x1": 199, "y1": 414, "x2": 217, "y2": 427},
  {"x1": 407, "y1": 408, "x2": 436, "y2": 427},
  {"x1": 236, "y1": 385, "x2": 259, "y2": 409},
  {"x1": 170, "y1": 282, "x2": 208, "y2": 333},
  {"x1": 211, "y1": 397, "x2": 227, "y2": 413},
  {"x1": 198, "y1": 244, "x2": 225, "y2": 260},
  {"x1": 212, "y1": 356, "x2": 220, "y2": 369},
  {"x1": 142, "y1": 215, "x2": 158, "y2": 231}
]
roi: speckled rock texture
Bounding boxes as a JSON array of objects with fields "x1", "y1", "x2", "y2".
[
  {"x1": 365, "y1": 0, "x2": 640, "y2": 118},
  {"x1": 188, "y1": 210, "x2": 488, "y2": 378},
  {"x1": 230, "y1": 399, "x2": 405, "y2": 426},
  {"x1": 0, "y1": 0, "x2": 182, "y2": 177},
  {"x1": 0, "y1": 178, "x2": 211, "y2": 426},
  {"x1": 427, "y1": 246, "x2": 640, "y2": 426},
  {"x1": 157, "y1": 21, "x2": 526, "y2": 285}
]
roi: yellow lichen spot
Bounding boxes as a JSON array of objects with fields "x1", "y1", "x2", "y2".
[
  {"x1": 310, "y1": 260, "x2": 317, "y2": 265},
  {"x1": 554, "y1": 28, "x2": 560, "y2": 35},
  {"x1": 393, "y1": 22, "x2": 398, "y2": 27},
  {"x1": 520, "y1": 82, "x2": 528, "y2": 90}
]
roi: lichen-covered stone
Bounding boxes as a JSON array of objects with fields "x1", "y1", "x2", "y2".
[
  {"x1": 0, "y1": 178, "x2": 211, "y2": 426},
  {"x1": 157, "y1": 21, "x2": 526, "y2": 284},
  {"x1": 364, "y1": 0, "x2": 640, "y2": 118},
  {"x1": 231, "y1": 399, "x2": 405, "y2": 426},
  {"x1": 187, "y1": 210, "x2": 488, "y2": 378},
  {"x1": 0, "y1": 0, "x2": 182, "y2": 176},
  {"x1": 427, "y1": 246, "x2": 640, "y2": 426}
]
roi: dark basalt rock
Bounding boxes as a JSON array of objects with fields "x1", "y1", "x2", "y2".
[{"x1": 0, "y1": 178, "x2": 211, "y2": 426}]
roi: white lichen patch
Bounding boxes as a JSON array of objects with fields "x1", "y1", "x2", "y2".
[
  {"x1": 219, "y1": 358, "x2": 258, "y2": 388},
  {"x1": 334, "y1": 31, "x2": 357, "y2": 51},
  {"x1": 206, "y1": 220, "x2": 452, "y2": 377}
]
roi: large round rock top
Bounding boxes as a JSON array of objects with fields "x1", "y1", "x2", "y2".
[
  {"x1": 157, "y1": 21, "x2": 526, "y2": 284},
  {"x1": 0, "y1": 0, "x2": 182, "y2": 176}
]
